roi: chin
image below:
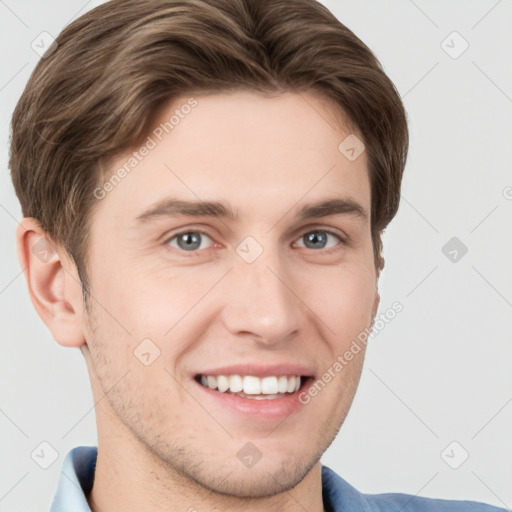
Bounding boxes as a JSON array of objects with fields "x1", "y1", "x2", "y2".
[{"x1": 185, "y1": 451, "x2": 318, "y2": 499}]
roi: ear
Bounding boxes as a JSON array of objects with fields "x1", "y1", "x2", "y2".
[
  {"x1": 372, "y1": 290, "x2": 380, "y2": 324},
  {"x1": 371, "y1": 254, "x2": 384, "y2": 324},
  {"x1": 371, "y1": 283, "x2": 380, "y2": 326},
  {"x1": 16, "y1": 218, "x2": 86, "y2": 348}
]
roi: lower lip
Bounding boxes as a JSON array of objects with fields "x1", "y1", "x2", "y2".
[{"x1": 193, "y1": 377, "x2": 314, "y2": 421}]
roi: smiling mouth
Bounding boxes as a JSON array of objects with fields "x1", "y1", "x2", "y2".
[{"x1": 195, "y1": 374, "x2": 308, "y2": 400}]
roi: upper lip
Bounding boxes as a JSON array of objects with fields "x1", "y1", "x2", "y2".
[{"x1": 195, "y1": 363, "x2": 315, "y2": 378}]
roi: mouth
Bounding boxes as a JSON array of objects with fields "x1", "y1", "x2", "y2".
[
  {"x1": 194, "y1": 373, "x2": 309, "y2": 400},
  {"x1": 191, "y1": 363, "x2": 316, "y2": 419}
]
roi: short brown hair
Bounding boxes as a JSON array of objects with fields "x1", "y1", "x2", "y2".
[{"x1": 10, "y1": 0, "x2": 408, "y2": 297}]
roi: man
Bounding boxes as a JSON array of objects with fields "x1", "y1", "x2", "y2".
[{"x1": 9, "y1": 0, "x2": 506, "y2": 510}]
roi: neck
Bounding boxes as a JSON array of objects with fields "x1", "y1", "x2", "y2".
[{"x1": 87, "y1": 412, "x2": 326, "y2": 512}]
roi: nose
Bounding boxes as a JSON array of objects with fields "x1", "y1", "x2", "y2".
[{"x1": 219, "y1": 243, "x2": 301, "y2": 347}]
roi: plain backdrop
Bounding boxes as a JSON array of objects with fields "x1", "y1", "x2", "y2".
[{"x1": 1, "y1": 1, "x2": 511, "y2": 511}]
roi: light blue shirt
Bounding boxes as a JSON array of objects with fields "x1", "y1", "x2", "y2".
[{"x1": 50, "y1": 446, "x2": 507, "y2": 511}]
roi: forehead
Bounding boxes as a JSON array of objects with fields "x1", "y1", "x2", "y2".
[
  {"x1": 158, "y1": 89, "x2": 359, "y2": 161},
  {"x1": 93, "y1": 90, "x2": 370, "y2": 226}
]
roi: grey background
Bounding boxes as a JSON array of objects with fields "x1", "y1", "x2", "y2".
[{"x1": 1, "y1": 0, "x2": 511, "y2": 510}]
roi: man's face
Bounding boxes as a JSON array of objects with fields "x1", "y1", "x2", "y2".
[{"x1": 81, "y1": 90, "x2": 378, "y2": 497}]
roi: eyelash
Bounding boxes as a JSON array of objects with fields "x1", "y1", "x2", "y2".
[{"x1": 162, "y1": 227, "x2": 348, "y2": 256}]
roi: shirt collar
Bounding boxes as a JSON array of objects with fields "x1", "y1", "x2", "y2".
[
  {"x1": 50, "y1": 446, "x2": 96, "y2": 512},
  {"x1": 321, "y1": 465, "x2": 373, "y2": 511}
]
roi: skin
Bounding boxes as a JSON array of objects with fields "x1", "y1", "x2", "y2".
[{"x1": 17, "y1": 90, "x2": 380, "y2": 512}]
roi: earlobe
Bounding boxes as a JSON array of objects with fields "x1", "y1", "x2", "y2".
[{"x1": 16, "y1": 218, "x2": 86, "y2": 348}]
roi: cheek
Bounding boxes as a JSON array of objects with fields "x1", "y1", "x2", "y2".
[
  {"x1": 95, "y1": 251, "x2": 222, "y2": 327},
  {"x1": 300, "y1": 263, "x2": 376, "y2": 335}
]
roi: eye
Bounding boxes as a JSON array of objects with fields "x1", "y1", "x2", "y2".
[
  {"x1": 163, "y1": 227, "x2": 346, "y2": 255},
  {"x1": 165, "y1": 231, "x2": 213, "y2": 252},
  {"x1": 294, "y1": 229, "x2": 344, "y2": 251}
]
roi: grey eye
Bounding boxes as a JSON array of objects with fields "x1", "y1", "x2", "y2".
[
  {"x1": 297, "y1": 230, "x2": 341, "y2": 250},
  {"x1": 167, "y1": 232, "x2": 213, "y2": 252}
]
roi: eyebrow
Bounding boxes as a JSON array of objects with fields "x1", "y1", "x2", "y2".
[{"x1": 134, "y1": 197, "x2": 368, "y2": 224}]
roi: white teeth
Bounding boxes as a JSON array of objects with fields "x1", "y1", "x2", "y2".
[
  {"x1": 243, "y1": 376, "x2": 261, "y2": 395},
  {"x1": 217, "y1": 375, "x2": 230, "y2": 392},
  {"x1": 198, "y1": 374, "x2": 303, "y2": 396},
  {"x1": 286, "y1": 376, "x2": 297, "y2": 393},
  {"x1": 229, "y1": 375, "x2": 243, "y2": 393},
  {"x1": 207, "y1": 376, "x2": 217, "y2": 390},
  {"x1": 240, "y1": 393, "x2": 283, "y2": 400},
  {"x1": 277, "y1": 375, "x2": 288, "y2": 393},
  {"x1": 261, "y1": 376, "x2": 278, "y2": 394}
]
